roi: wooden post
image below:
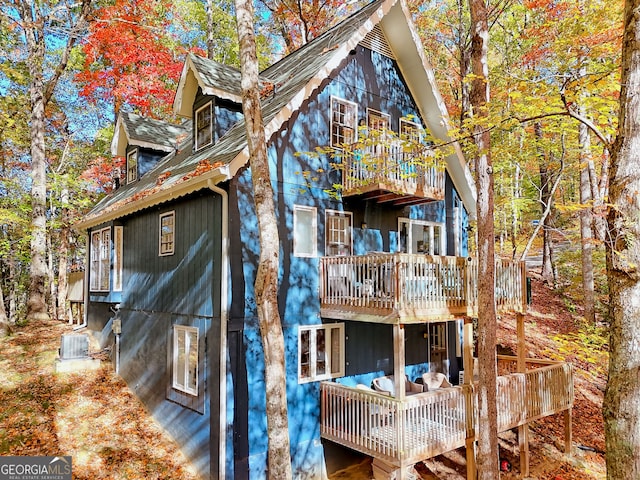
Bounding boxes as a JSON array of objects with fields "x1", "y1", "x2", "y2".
[
  {"x1": 393, "y1": 323, "x2": 406, "y2": 480},
  {"x1": 517, "y1": 312, "x2": 526, "y2": 372},
  {"x1": 516, "y1": 312, "x2": 529, "y2": 478},
  {"x1": 564, "y1": 408, "x2": 573, "y2": 454},
  {"x1": 393, "y1": 323, "x2": 406, "y2": 401},
  {"x1": 463, "y1": 317, "x2": 476, "y2": 479}
]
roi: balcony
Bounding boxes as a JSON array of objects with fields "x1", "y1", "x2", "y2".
[
  {"x1": 340, "y1": 142, "x2": 445, "y2": 205},
  {"x1": 321, "y1": 356, "x2": 574, "y2": 469},
  {"x1": 319, "y1": 254, "x2": 527, "y2": 324}
]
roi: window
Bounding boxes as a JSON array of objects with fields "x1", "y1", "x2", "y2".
[
  {"x1": 293, "y1": 205, "x2": 317, "y2": 257},
  {"x1": 195, "y1": 102, "x2": 213, "y2": 150},
  {"x1": 430, "y1": 323, "x2": 447, "y2": 351},
  {"x1": 90, "y1": 227, "x2": 111, "y2": 292},
  {"x1": 399, "y1": 118, "x2": 421, "y2": 144},
  {"x1": 173, "y1": 325, "x2": 198, "y2": 396},
  {"x1": 367, "y1": 108, "x2": 391, "y2": 134},
  {"x1": 330, "y1": 97, "x2": 357, "y2": 147},
  {"x1": 113, "y1": 226, "x2": 123, "y2": 291},
  {"x1": 325, "y1": 210, "x2": 352, "y2": 256},
  {"x1": 159, "y1": 211, "x2": 175, "y2": 256},
  {"x1": 126, "y1": 149, "x2": 138, "y2": 184},
  {"x1": 398, "y1": 218, "x2": 445, "y2": 255},
  {"x1": 298, "y1": 323, "x2": 345, "y2": 383}
]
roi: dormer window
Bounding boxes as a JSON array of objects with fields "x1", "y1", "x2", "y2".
[
  {"x1": 126, "y1": 149, "x2": 138, "y2": 184},
  {"x1": 195, "y1": 102, "x2": 213, "y2": 150}
]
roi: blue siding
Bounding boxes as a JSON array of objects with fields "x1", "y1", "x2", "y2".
[
  {"x1": 88, "y1": 192, "x2": 223, "y2": 480},
  {"x1": 88, "y1": 41, "x2": 472, "y2": 478},
  {"x1": 225, "y1": 45, "x2": 471, "y2": 478}
]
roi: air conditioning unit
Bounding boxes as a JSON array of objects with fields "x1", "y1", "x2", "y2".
[{"x1": 60, "y1": 334, "x2": 89, "y2": 360}]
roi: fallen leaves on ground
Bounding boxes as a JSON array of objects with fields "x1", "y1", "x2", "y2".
[{"x1": 0, "y1": 319, "x2": 197, "y2": 480}]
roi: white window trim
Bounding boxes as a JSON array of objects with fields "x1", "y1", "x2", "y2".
[
  {"x1": 195, "y1": 102, "x2": 213, "y2": 151},
  {"x1": 172, "y1": 325, "x2": 199, "y2": 396},
  {"x1": 90, "y1": 226, "x2": 111, "y2": 292},
  {"x1": 399, "y1": 117, "x2": 422, "y2": 143},
  {"x1": 453, "y1": 206, "x2": 461, "y2": 257},
  {"x1": 113, "y1": 226, "x2": 123, "y2": 292},
  {"x1": 330, "y1": 96, "x2": 358, "y2": 147},
  {"x1": 126, "y1": 149, "x2": 138, "y2": 184},
  {"x1": 293, "y1": 205, "x2": 317, "y2": 258},
  {"x1": 366, "y1": 108, "x2": 391, "y2": 133},
  {"x1": 325, "y1": 209, "x2": 353, "y2": 256},
  {"x1": 298, "y1": 323, "x2": 345, "y2": 383},
  {"x1": 398, "y1": 217, "x2": 446, "y2": 255},
  {"x1": 159, "y1": 211, "x2": 175, "y2": 256}
]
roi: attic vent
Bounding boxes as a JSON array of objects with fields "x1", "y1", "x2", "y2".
[{"x1": 360, "y1": 24, "x2": 395, "y2": 59}]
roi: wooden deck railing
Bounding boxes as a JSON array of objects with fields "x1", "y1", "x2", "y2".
[
  {"x1": 320, "y1": 254, "x2": 527, "y2": 322},
  {"x1": 321, "y1": 382, "x2": 468, "y2": 466},
  {"x1": 341, "y1": 142, "x2": 445, "y2": 201},
  {"x1": 321, "y1": 360, "x2": 573, "y2": 468}
]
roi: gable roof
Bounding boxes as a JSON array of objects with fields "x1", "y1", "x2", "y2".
[
  {"x1": 77, "y1": 0, "x2": 475, "y2": 230},
  {"x1": 111, "y1": 112, "x2": 191, "y2": 157},
  {"x1": 173, "y1": 54, "x2": 245, "y2": 116}
]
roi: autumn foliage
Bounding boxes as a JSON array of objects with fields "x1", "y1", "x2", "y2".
[
  {"x1": 76, "y1": 0, "x2": 186, "y2": 117},
  {"x1": 259, "y1": 0, "x2": 360, "y2": 51}
]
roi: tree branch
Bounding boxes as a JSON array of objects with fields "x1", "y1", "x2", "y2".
[{"x1": 43, "y1": 0, "x2": 93, "y2": 105}]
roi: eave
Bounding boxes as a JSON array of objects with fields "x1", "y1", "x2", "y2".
[{"x1": 75, "y1": 164, "x2": 231, "y2": 231}]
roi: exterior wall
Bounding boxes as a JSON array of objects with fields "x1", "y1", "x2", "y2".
[
  {"x1": 225, "y1": 46, "x2": 471, "y2": 479},
  {"x1": 193, "y1": 90, "x2": 244, "y2": 145},
  {"x1": 87, "y1": 192, "x2": 223, "y2": 480}
]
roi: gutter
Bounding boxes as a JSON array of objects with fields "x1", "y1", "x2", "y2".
[
  {"x1": 207, "y1": 180, "x2": 229, "y2": 480},
  {"x1": 75, "y1": 164, "x2": 231, "y2": 231}
]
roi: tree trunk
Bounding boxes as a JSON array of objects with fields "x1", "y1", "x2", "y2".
[
  {"x1": 0, "y1": 277, "x2": 10, "y2": 337},
  {"x1": 206, "y1": 0, "x2": 215, "y2": 59},
  {"x1": 535, "y1": 123, "x2": 555, "y2": 285},
  {"x1": 234, "y1": 1, "x2": 293, "y2": 479},
  {"x1": 57, "y1": 189, "x2": 71, "y2": 323},
  {"x1": 603, "y1": 1, "x2": 640, "y2": 478},
  {"x1": 8, "y1": 256, "x2": 17, "y2": 323},
  {"x1": 511, "y1": 162, "x2": 521, "y2": 259},
  {"x1": 26, "y1": 62, "x2": 50, "y2": 322},
  {"x1": 591, "y1": 148, "x2": 609, "y2": 243},
  {"x1": 468, "y1": 0, "x2": 499, "y2": 478},
  {"x1": 579, "y1": 119, "x2": 596, "y2": 324},
  {"x1": 16, "y1": 0, "x2": 91, "y2": 323}
]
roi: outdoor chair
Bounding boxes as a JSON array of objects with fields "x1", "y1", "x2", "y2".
[
  {"x1": 372, "y1": 375, "x2": 422, "y2": 396},
  {"x1": 421, "y1": 372, "x2": 452, "y2": 391}
]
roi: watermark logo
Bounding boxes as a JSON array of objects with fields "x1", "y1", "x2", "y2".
[{"x1": 0, "y1": 456, "x2": 72, "y2": 480}]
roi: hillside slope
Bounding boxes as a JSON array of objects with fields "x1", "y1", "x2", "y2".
[
  {"x1": 332, "y1": 277, "x2": 607, "y2": 479},
  {"x1": 0, "y1": 277, "x2": 606, "y2": 479}
]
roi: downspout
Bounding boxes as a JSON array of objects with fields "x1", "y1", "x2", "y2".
[
  {"x1": 207, "y1": 180, "x2": 229, "y2": 480},
  {"x1": 74, "y1": 232, "x2": 90, "y2": 331}
]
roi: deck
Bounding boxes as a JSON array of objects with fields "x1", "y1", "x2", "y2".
[
  {"x1": 340, "y1": 142, "x2": 445, "y2": 205},
  {"x1": 320, "y1": 357, "x2": 573, "y2": 468},
  {"x1": 320, "y1": 254, "x2": 527, "y2": 323}
]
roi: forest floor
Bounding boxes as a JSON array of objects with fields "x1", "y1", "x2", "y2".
[{"x1": 0, "y1": 275, "x2": 606, "y2": 479}]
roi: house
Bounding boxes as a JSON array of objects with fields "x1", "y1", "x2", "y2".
[{"x1": 76, "y1": 0, "x2": 573, "y2": 479}]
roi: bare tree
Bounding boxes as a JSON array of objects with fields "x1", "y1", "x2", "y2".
[
  {"x1": 603, "y1": 0, "x2": 640, "y2": 477},
  {"x1": 234, "y1": 1, "x2": 293, "y2": 479}
]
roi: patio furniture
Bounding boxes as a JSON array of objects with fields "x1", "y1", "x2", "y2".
[
  {"x1": 421, "y1": 372, "x2": 452, "y2": 391},
  {"x1": 372, "y1": 375, "x2": 423, "y2": 396}
]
